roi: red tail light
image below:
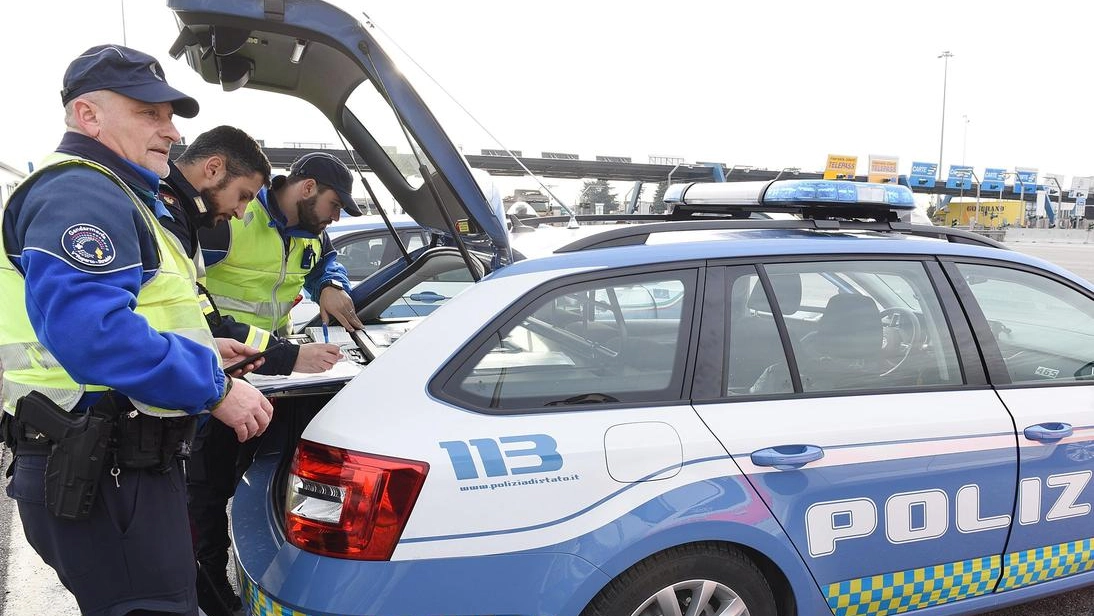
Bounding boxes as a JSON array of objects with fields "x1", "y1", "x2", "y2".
[
  {"x1": 291, "y1": 293, "x2": 303, "y2": 307},
  {"x1": 285, "y1": 440, "x2": 428, "y2": 560}
]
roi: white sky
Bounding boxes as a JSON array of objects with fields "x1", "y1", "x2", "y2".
[{"x1": 2, "y1": 0, "x2": 1093, "y2": 197}]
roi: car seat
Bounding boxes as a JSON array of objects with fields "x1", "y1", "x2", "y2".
[
  {"x1": 367, "y1": 242, "x2": 386, "y2": 271},
  {"x1": 796, "y1": 293, "x2": 882, "y2": 391}
]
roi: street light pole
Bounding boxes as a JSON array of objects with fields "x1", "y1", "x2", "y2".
[
  {"x1": 120, "y1": 0, "x2": 127, "y2": 45},
  {"x1": 961, "y1": 115, "x2": 970, "y2": 166},
  {"x1": 937, "y1": 51, "x2": 954, "y2": 184}
]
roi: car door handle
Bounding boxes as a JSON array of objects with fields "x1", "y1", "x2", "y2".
[
  {"x1": 409, "y1": 291, "x2": 448, "y2": 303},
  {"x1": 750, "y1": 444, "x2": 824, "y2": 470},
  {"x1": 1023, "y1": 422, "x2": 1073, "y2": 442}
]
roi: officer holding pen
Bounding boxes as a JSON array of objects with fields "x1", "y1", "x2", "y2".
[{"x1": 0, "y1": 45, "x2": 273, "y2": 616}]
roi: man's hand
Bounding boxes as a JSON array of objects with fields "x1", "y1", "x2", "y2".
[
  {"x1": 210, "y1": 378, "x2": 274, "y2": 442},
  {"x1": 215, "y1": 338, "x2": 265, "y2": 376},
  {"x1": 319, "y1": 286, "x2": 364, "y2": 330},
  {"x1": 293, "y1": 343, "x2": 343, "y2": 373}
]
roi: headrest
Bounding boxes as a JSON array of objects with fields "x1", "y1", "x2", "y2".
[
  {"x1": 816, "y1": 294, "x2": 881, "y2": 359},
  {"x1": 749, "y1": 273, "x2": 802, "y2": 315}
]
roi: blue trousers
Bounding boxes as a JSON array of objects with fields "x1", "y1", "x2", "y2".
[{"x1": 7, "y1": 454, "x2": 197, "y2": 616}]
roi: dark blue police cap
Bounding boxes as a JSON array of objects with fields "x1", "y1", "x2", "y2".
[
  {"x1": 61, "y1": 45, "x2": 199, "y2": 118},
  {"x1": 286, "y1": 152, "x2": 362, "y2": 216}
]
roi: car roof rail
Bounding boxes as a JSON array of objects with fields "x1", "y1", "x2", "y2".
[
  {"x1": 552, "y1": 219, "x2": 1008, "y2": 253},
  {"x1": 517, "y1": 214, "x2": 672, "y2": 227}
]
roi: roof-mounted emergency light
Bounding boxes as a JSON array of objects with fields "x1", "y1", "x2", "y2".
[{"x1": 664, "y1": 179, "x2": 915, "y2": 221}]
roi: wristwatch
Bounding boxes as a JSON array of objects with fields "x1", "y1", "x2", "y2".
[{"x1": 321, "y1": 280, "x2": 345, "y2": 292}]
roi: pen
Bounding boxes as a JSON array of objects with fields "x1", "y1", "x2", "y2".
[{"x1": 322, "y1": 322, "x2": 329, "y2": 343}]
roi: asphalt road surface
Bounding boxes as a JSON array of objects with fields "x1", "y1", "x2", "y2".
[{"x1": 0, "y1": 240, "x2": 1090, "y2": 616}]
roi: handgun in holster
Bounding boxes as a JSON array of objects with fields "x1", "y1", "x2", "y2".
[{"x1": 14, "y1": 391, "x2": 112, "y2": 520}]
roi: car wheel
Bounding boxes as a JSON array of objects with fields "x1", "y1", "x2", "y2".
[{"x1": 582, "y1": 542, "x2": 777, "y2": 616}]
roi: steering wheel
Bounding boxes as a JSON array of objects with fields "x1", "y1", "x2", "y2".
[{"x1": 879, "y1": 307, "x2": 921, "y2": 375}]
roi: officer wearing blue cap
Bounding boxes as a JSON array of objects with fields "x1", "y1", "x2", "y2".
[{"x1": 0, "y1": 44, "x2": 275, "y2": 616}]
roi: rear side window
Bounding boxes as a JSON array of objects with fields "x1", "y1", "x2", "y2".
[
  {"x1": 445, "y1": 271, "x2": 696, "y2": 411},
  {"x1": 746, "y1": 260, "x2": 962, "y2": 394},
  {"x1": 956, "y1": 264, "x2": 1094, "y2": 385}
]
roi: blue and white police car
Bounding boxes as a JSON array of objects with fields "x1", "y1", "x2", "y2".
[{"x1": 167, "y1": 2, "x2": 1094, "y2": 615}]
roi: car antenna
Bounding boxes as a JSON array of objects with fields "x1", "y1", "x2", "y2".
[{"x1": 360, "y1": 11, "x2": 575, "y2": 218}]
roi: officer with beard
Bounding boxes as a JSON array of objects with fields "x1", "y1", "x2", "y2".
[
  {"x1": 159, "y1": 133, "x2": 345, "y2": 616},
  {"x1": 195, "y1": 151, "x2": 364, "y2": 614}
]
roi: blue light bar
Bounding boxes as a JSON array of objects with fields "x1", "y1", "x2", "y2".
[
  {"x1": 763, "y1": 180, "x2": 915, "y2": 210},
  {"x1": 664, "y1": 180, "x2": 916, "y2": 213}
]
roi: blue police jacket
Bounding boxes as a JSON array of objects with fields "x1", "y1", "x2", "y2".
[{"x1": 2, "y1": 133, "x2": 226, "y2": 413}]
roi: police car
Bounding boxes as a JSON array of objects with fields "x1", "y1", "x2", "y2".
[{"x1": 167, "y1": 2, "x2": 1094, "y2": 615}]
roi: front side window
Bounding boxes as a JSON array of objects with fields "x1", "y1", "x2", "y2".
[
  {"x1": 446, "y1": 271, "x2": 695, "y2": 411},
  {"x1": 748, "y1": 261, "x2": 962, "y2": 394},
  {"x1": 956, "y1": 264, "x2": 1094, "y2": 385}
]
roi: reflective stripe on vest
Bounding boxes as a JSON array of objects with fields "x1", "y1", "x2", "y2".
[
  {"x1": 203, "y1": 198, "x2": 321, "y2": 334},
  {"x1": 213, "y1": 295, "x2": 296, "y2": 333},
  {"x1": 0, "y1": 154, "x2": 219, "y2": 417}
]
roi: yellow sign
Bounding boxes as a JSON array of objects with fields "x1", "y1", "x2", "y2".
[
  {"x1": 938, "y1": 199, "x2": 1026, "y2": 228},
  {"x1": 867, "y1": 155, "x2": 900, "y2": 184},
  {"x1": 823, "y1": 154, "x2": 858, "y2": 180}
]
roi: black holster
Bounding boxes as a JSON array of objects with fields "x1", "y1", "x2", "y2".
[{"x1": 14, "y1": 392, "x2": 112, "y2": 521}]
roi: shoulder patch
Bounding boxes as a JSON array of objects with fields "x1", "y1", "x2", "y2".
[{"x1": 61, "y1": 224, "x2": 116, "y2": 267}]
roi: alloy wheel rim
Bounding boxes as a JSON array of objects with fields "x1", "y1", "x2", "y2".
[{"x1": 630, "y1": 578, "x2": 748, "y2": 616}]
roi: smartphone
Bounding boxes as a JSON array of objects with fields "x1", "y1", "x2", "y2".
[{"x1": 224, "y1": 340, "x2": 290, "y2": 373}]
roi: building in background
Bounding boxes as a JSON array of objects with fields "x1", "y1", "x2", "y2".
[{"x1": 0, "y1": 161, "x2": 27, "y2": 203}]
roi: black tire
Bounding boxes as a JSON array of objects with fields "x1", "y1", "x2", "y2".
[{"x1": 582, "y1": 542, "x2": 777, "y2": 616}]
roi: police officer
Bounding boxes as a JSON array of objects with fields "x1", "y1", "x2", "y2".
[
  {"x1": 158, "y1": 127, "x2": 342, "y2": 614},
  {"x1": 194, "y1": 152, "x2": 364, "y2": 610},
  {"x1": 0, "y1": 45, "x2": 274, "y2": 616}
]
